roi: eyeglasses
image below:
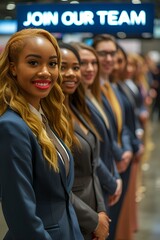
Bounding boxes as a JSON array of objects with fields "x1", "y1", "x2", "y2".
[{"x1": 96, "y1": 50, "x2": 117, "y2": 58}]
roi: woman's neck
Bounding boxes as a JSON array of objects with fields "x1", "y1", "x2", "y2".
[{"x1": 64, "y1": 94, "x2": 69, "y2": 107}]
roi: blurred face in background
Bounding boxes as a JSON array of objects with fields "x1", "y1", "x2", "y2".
[
  {"x1": 95, "y1": 40, "x2": 117, "y2": 77},
  {"x1": 126, "y1": 56, "x2": 137, "y2": 80},
  {"x1": 111, "y1": 48, "x2": 127, "y2": 83},
  {"x1": 79, "y1": 49, "x2": 98, "y2": 89},
  {"x1": 60, "y1": 48, "x2": 81, "y2": 95}
]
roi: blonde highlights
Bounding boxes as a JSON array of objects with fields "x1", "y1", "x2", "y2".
[{"x1": 0, "y1": 28, "x2": 72, "y2": 172}]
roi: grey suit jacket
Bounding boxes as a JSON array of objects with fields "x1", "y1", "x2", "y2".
[{"x1": 70, "y1": 106, "x2": 106, "y2": 239}]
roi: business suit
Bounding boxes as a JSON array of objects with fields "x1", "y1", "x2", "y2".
[
  {"x1": 111, "y1": 84, "x2": 133, "y2": 152},
  {"x1": 101, "y1": 93, "x2": 124, "y2": 161},
  {"x1": 70, "y1": 105, "x2": 106, "y2": 240},
  {"x1": 86, "y1": 97, "x2": 120, "y2": 212},
  {"x1": 114, "y1": 82, "x2": 142, "y2": 240},
  {"x1": 117, "y1": 83, "x2": 141, "y2": 153},
  {"x1": 125, "y1": 79, "x2": 148, "y2": 129},
  {"x1": 0, "y1": 108, "x2": 83, "y2": 240},
  {"x1": 101, "y1": 85, "x2": 133, "y2": 240}
]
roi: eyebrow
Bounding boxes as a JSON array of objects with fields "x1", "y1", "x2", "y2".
[
  {"x1": 25, "y1": 54, "x2": 57, "y2": 59},
  {"x1": 61, "y1": 61, "x2": 79, "y2": 65}
]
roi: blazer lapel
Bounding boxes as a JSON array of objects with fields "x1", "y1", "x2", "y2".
[
  {"x1": 71, "y1": 104, "x2": 95, "y2": 137},
  {"x1": 49, "y1": 129, "x2": 73, "y2": 196},
  {"x1": 58, "y1": 158, "x2": 68, "y2": 194}
]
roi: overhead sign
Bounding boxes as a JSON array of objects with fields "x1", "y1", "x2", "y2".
[{"x1": 16, "y1": 2, "x2": 154, "y2": 37}]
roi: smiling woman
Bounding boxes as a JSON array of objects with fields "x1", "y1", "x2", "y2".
[
  {"x1": 0, "y1": 28, "x2": 83, "y2": 240},
  {"x1": 59, "y1": 41, "x2": 110, "y2": 240},
  {"x1": 9, "y1": 34, "x2": 59, "y2": 109}
]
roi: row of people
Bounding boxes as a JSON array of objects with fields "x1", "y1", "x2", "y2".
[
  {"x1": 0, "y1": 28, "x2": 109, "y2": 240},
  {"x1": 0, "y1": 28, "x2": 150, "y2": 240},
  {"x1": 59, "y1": 34, "x2": 150, "y2": 240}
]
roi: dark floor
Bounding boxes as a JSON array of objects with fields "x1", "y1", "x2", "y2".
[{"x1": 0, "y1": 120, "x2": 160, "y2": 239}]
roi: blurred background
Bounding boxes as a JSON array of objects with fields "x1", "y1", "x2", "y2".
[{"x1": 0, "y1": 1, "x2": 160, "y2": 240}]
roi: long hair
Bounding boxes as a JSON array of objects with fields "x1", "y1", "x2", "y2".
[
  {"x1": 71, "y1": 42, "x2": 103, "y2": 105},
  {"x1": 59, "y1": 42, "x2": 101, "y2": 145},
  {"x1": 0, "y1": 28, "x2": 72, "y2": 172},
  {"x1": 69, "y1": 76, "x2": 102, "y2": 142}
]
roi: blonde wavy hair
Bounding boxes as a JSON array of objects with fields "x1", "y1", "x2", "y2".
[{"x1": 0, "y1": 28, "x2": 72, "y2": 172}]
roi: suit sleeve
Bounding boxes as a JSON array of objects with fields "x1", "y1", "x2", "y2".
[
  {"x1": 125, "y1": 125, "x2": 141, "y2": 153},
  {"x1": 111, "y1": 140, "x2": 124, "y2": 162},
  {"x1": 121, "y1": 126, "x2": 133, "y2": 152},
  {"x1": 93, "y1": 168, "x2": 107, "y2": 213},
  {"x1": 97, "y1": 158, "x2": 117, "y2": 195},
  {"x1": 113, "y1": 160, "x2": 121, "y2": 179},
  {"x1": 0, "y1": 120, "x2": 52, "y2": 240},
  {"x1": 70, "y1": 191, "x2": 98, "y2": 234}
]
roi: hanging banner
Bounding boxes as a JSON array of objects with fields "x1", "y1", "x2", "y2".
[{"x1": 16, "y1": 2, "x2": 154, "y2": 37}]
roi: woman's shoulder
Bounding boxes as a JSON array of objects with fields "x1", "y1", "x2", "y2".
[
  {"x1": 0, "y1": 108, "x2": 31, "y2": 134},
  {"x1": 0, "y1": 108, "x2": 24, "y2": 123}
]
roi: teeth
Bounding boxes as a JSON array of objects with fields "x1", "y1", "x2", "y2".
[
  {"x1": 65, "y1": 82, "x2": 75, "y2": 85},
  {"x1": 35, "y1": 83, "x2": 49, "y2": 86}
]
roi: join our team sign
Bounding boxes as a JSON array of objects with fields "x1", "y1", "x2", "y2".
[{"x1": 16, "y1": 2, "x2": 154, "y2": 37}]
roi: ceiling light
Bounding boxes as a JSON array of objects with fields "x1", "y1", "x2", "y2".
[
  {"x1": 132, "y1": 0, "x2": 141, "y2": 4},
  {"x1": 6, "y1": 3, "x2": 16, "y2": 10},
  {"x1": 117, "y1": 32, "x2": 127, "y2": 39},
  {"x1": 4, "y1": 16, "x2": 12, "y2": 20},
  {"x1": 70, "y1": 1, "x2": 79, "y2": 3}
]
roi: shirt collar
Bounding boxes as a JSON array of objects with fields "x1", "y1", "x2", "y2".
[
  {"x1": 100, "y1": 77, "x2": 109, "y2": 86},
  {"x1": 29, "y1": 104, "x2": 44, "y2": 122}
]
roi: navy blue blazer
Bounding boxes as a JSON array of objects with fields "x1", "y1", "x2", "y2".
[
  {"x1": 85, "y1": 99, "x2": 122, "y2": 212},
  {"x1": 86, "y1": 98, "x2": 119, "y2": 197},
  {"x1": 101, "y1": 91, "x2": 132, "y2": 162},
  {"x1": 117, "y1": 83, "x2": 141, "y2": 153},
  {"x1": 0, "y1": 108, "x2": 83, "y2": 240},
  {"x1": 111, "y1": 84, "x2": 133, "y2": 152}
]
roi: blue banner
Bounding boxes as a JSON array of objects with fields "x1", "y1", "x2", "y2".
[{"x1": 16, "y1": 2, "x2": 154, "y2": 37}]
